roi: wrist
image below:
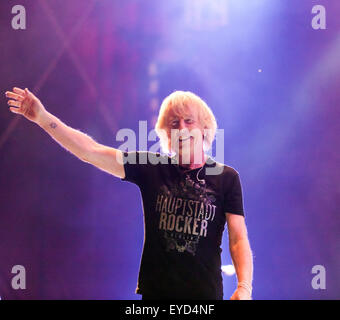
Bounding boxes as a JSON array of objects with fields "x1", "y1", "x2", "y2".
[
  {"x1": 237, "y1": 281, "x2": 252, "y2": 296},
  {"x1": 36, "y1": 109, "x2": 50, "y2": 128}
]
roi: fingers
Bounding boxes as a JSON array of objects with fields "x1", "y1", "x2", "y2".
[
  {"x1": 9, "y1": 107, "x2": 22, "y2": 114},
  {"x1": 5, "y1": 87, "x2": 33, "y2": 116},
  {"x1": 5, "y1": 91, "x2": 25, "y2": 101},
  {"x1": 13, "y1": 87, "x2": 25, "y2": 95},
  {"x1": 7, "y1": 99, "x2": 21, "y2": 108},
  {"x1": 6, "y1": 87, "x2": 33, "y2": 100}
]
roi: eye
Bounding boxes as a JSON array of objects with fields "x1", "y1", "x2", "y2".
[
  {"x1": 185, "y1": 118, "x2": 194, "y2": 124},
  {"x1": 170, "y1": 120, "x2": 179, "y2": 127}
]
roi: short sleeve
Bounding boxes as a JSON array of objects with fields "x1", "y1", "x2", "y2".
[
  {"x1": 223, "y1": 172, "x2": 244, "y2": 216},
  {"x1": 120, "y1": 150, "x2": 166, "y2": 186},
  {"x1": 120, "y1": 151, "x2": 148, "y2": 186}
]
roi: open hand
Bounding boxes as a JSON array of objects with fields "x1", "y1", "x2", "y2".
[{"x1": 5, "y1": 87, "x2": 46, "y2": 123}]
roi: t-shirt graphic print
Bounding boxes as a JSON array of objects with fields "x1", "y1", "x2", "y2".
[{"x1": 156, "y1": 167, "x2": 218, "y2": 256}]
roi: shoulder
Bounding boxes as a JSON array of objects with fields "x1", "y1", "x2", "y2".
[
  {"x1": 122, "y1": 150, "x2": 171, "y2": 165},
  {"x1": 222, "y1": 163, "x2": 239, "y2": 177},
  {"x1": 206, "y1": 158, "x2": 241, "y2": 193},
  {"x1": 207, "y1": 157, "x2": 239, "y2": 178}
]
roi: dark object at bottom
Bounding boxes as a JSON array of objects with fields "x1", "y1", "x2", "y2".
[{"x1": 141, "y1": 293, "x2": 221, "y2": 300}]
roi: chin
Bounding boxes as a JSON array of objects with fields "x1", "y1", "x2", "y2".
[{"x1": 179, "y1": 149, "x2": 193, "y2": 162}]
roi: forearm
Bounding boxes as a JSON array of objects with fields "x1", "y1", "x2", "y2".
[
  {"x1": 229, "y1": 238, "x2": 253, "y2": 286},
  {"x1": 37, "y1": 110, "x2": 98, "y2": 162}
]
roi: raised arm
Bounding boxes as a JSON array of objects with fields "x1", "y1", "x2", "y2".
[{"x1": 5, "y1": 87, "x2": 125, "y2": 179}]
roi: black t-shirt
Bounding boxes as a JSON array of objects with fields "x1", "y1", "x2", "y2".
[{"x1": 120, "y1": 151, "x2": 244, "y2": 299}]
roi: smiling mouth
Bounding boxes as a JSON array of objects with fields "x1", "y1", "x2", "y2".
[{"x1": 179, "y1": 136, "x2": 192, "y2": 142}]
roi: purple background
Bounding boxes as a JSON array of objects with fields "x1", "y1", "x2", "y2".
[{"x1": 0, "y1": 0, "x2": 339, "y2": 299}]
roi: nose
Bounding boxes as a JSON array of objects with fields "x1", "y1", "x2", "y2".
[
  {"x1": 178, "y1": 119, "x2": 190, "y2": 139},
  {"x1": 178, "y1": 119, "x2": 188, "y2": 131}
]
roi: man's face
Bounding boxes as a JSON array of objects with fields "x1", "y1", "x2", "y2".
[{"x1": 166, "y1": 104, "x2": 205, "y2": 164}]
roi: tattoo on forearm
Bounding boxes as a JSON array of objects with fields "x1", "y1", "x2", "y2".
[{"x1": 50, "y1": 122, "x2": 57, "y2": 129}]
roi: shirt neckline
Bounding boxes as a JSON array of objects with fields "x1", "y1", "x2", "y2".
[{"x1": 170, "y1": 155, "x2": 215, "y2": 173}]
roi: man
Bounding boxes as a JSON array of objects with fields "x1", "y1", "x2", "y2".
[{"x1": 5, "y1": 87, "x2": 253, "y2": 300}]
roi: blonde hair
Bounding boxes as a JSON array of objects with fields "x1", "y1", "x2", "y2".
[{"x1": 155, "y1": 91, "x2": 217, "y2": 154}]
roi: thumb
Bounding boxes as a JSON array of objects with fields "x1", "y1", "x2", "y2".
[
  {"x1": 25, "y1": 88, "x2": 34, "y2": 99},
  {"x1": 25, "y1": 88, "x2": 30, "y2": 98}
]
